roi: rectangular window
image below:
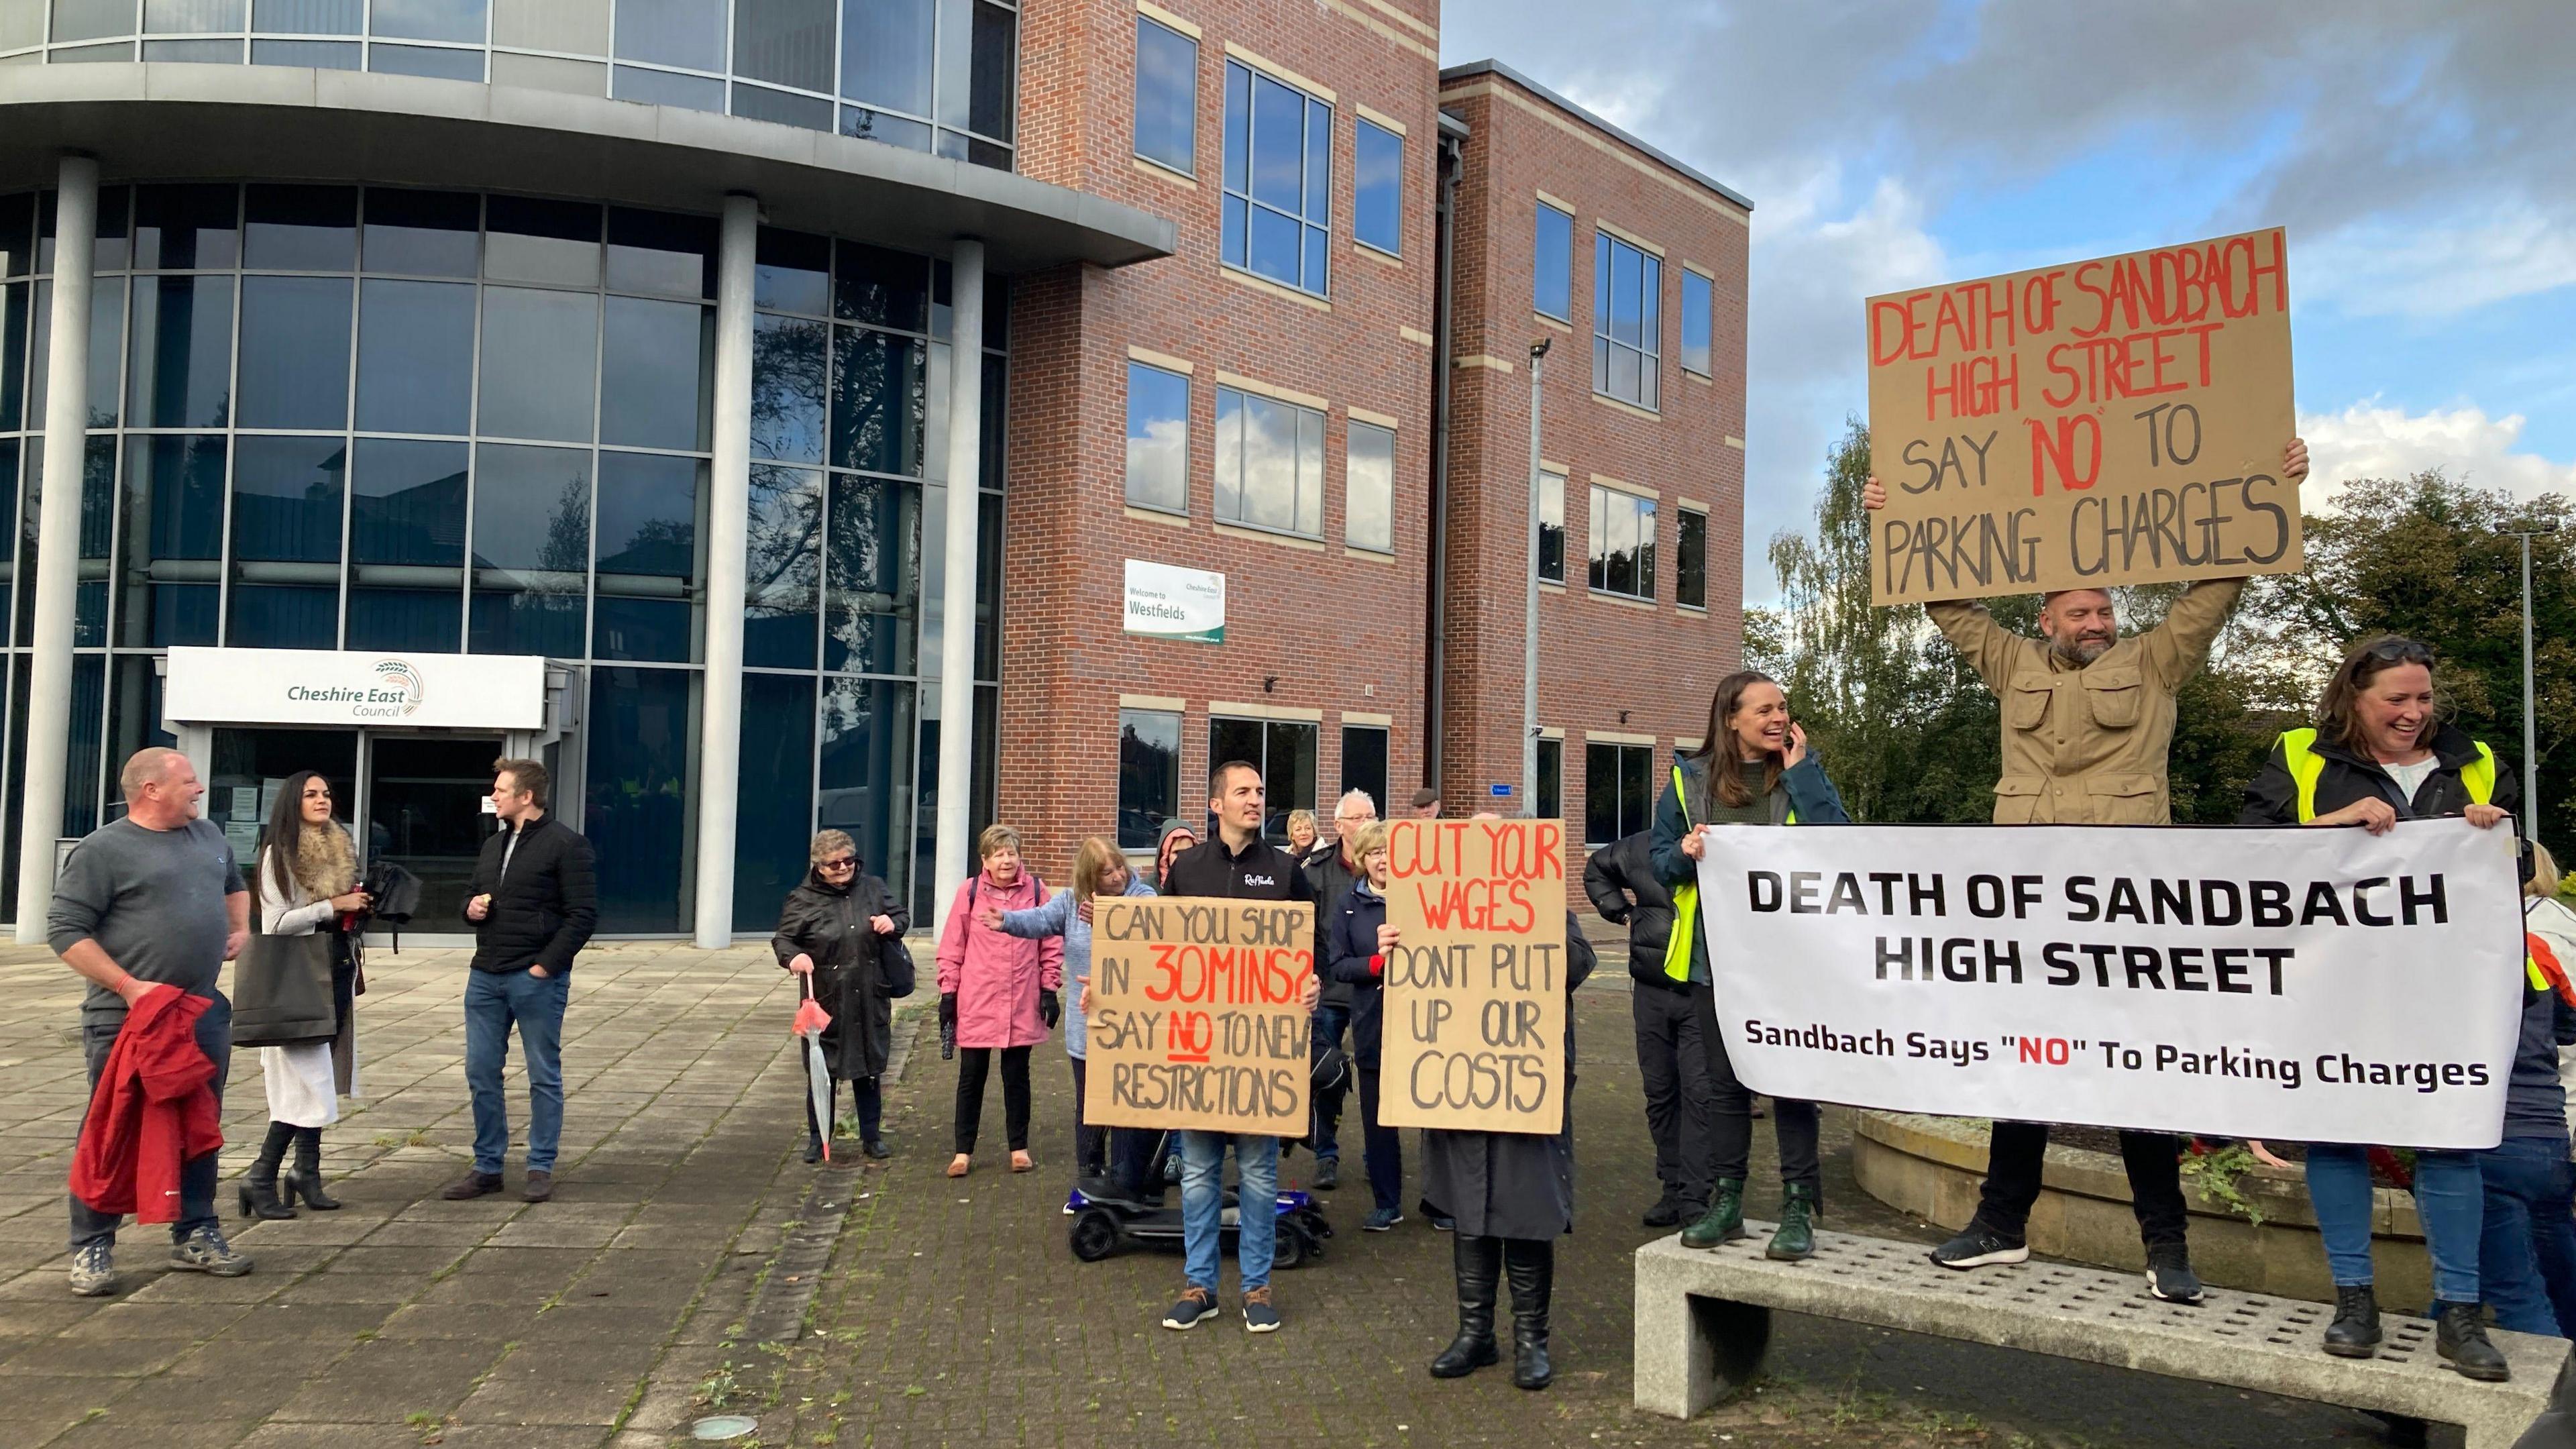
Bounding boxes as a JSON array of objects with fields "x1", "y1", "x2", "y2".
[
  {"x1": 1587, "y1": 485, "x2": 1655, "y2": 600},
  {"x1": 1221, "y1": 59, "x2": 1331, "y2": 297},
  {"x1": 1118, "y1": 706, "x2": 1181, "y2": 851},
  {"x1": 1592, "y1": 231, "x2": 1660, "y2": 411},
  {"x1": 1344, "y1": 419, "x2": 1393, "y2": 553},
  {"x1": 1533, "y1": 201, "x2": 1572, "y2": 321},
  {"x1": 1537, "y1": 468, "x2": 1564, "y2": 584},
  {"x1": 1132, "y1": 14, "x2": 1197, "y2": 175},
  {"x1": 1213, "y1": 384, "x2": 1324, "y2": 539},
  {"x1": 1536, "y1": 737, "x2": 1560, "y2": 822},
  {"x1": 1124, "y1": 360, "x2": 1189, "y2": 514},
  {"x1": 1681, "y1": 266, "x2": 1713, "y2": 378},
  {"x1": 1340, "y1": 724, "x2": 1387, "y2": 817},
  {"x1": 1354, "y1": 118, "x2": 1401, "y2": 256},
  {"x1": 1678, "y1": 506, "x2": 1707, "y2": 610},
  {"x1": 1209, "y1": 716, "x2": 1319, "y2": 846},
  {"x1": 1585, "y1": 740, "x2": 1651, "y2": 846}
]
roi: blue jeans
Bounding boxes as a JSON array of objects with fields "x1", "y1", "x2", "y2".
[
  {"x1": 1181, "y1": 1131, "x2": 1279, "y2": 1293},
  {"x1": 69, "y1": 992, "x2": 231, "y2": 1249},
  {"x1": 2308, "y1": 1143, "x2": 2481, "y2": 1303},
  {"x1": 1355, "y1": 1069, "x2": 1403, "y2": 1214},
  {"x1": 1309, "y1": 1004, "x2": 1349, "y2": 1161},
  {"x1": 2477, "y1": 1135, "x2": 2576, "y2": 1337},
  {"x1": 464, "y1": 968, "x2": 568, "y2": 1174}
]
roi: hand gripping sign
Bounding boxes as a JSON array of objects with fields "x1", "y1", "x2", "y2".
[
  {"x1": 1379, "y1": 818, "x2": 1569, "y2": 1134},
  {"x1": 1083, "y1": 898, "x2": 1314, "y2": 1136}
]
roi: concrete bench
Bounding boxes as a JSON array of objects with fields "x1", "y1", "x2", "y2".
[{"x1": 1635, "y1": 1224, "x2": 2569, "y2": 1449}]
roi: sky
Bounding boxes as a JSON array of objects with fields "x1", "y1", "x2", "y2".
[{"x1": 1437, "y1": 1, "x2": 2576, "y2": 602}]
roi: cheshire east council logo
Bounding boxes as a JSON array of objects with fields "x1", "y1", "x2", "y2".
[{"x1": 372, "y1": 658, "x2": 426, "y2": 717}]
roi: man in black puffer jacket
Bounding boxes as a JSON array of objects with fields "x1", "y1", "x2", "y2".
[
  {"x1": 443, "y1": 759, "x2": 596, "y2": 1206},
  {"x1": 1584, "y1": 830, "x2": 1713, "y2": 1228}
]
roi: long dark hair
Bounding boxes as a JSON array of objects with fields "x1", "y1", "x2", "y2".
[
  {"x1": 2316, "y1": 635, "x2": 2439, "y2": 755},
  {"x1": 1688, "y1": 670, "x2": 1786, "y2": 812},
  {"x1": 257, "y1": 769, "x2": 328, "y2": 906}
]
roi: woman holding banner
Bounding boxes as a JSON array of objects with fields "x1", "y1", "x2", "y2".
[
  {"x1": 1324, "y1": 821, "x2": 1405, "y2": 1231},
  {"x1": 1654, "y1": 671, "x2": 1851, "y2": 1263},
  {"x1": 2241, "y1": 634, "x2": 2523, "y2": 1377}
]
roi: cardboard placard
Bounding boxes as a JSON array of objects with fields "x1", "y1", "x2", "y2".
[
  {"x1": 1864, "y1": 228, "x2": 2300, "y2": 604},
  {"x1": 1378, "y1": 818, "x2": 1569, "y2": 1134},
  {"x1": 1083, "y1": 898, "x2": 1314, "y2": 1136}
]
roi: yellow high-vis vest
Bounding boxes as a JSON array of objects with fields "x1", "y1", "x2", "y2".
[{"x1": 1663, "y1": 764, "x2": 1797, "y2": 984}]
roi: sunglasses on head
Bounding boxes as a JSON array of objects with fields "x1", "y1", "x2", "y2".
[{"x1": 2361, "y1": 637, "x2": 2434, "y2": 667}]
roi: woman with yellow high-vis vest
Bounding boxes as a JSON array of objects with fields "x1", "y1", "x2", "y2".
[
  {"x1": 2241, "y1": 633, "x2": 2526, "y2": 1380},
  {"x1": 1652, "y1": 670, "x2": 1851, "y2": 1262}
]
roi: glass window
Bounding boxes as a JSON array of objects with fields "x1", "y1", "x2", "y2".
[
  {"x1": 932, "y1": 0, "x2": 968, "y2": 128},
  {"x1": 256, "y1": 0, "x2": 359, "y2": 31},
  {"x1": 818, "y1": 673, "x2": 913, "y2": 908},
  {"x1": 839, "y1": 105, "x2": 934, "y2": 153},
  {"x1": 613, "y1": 0, "x2": 722, "y2": 69},
  {"x1": 252, "y1": 38, "x2": 359, "y2": 66},
  {"x1": 1124, "y1": 360, "x2": 1187, "y2": 514},
  {"x1": 344, "y1": 585, "x2": 457, "y2": 651},
  {"x1": 244, "y1": 184, "x2": 358, "y2": 271},
  {"x1": 1344, "y1": 419, "x2": 1392, "y2": 553},
  {"x1": 833, "y1": 241, "x2": 927, "y2": 331},
  {"x1": 1220, "y1": 60, "x2": 1330, "y2": 296},
  {"x1": 126, "y1": 276, "x2": 234, "y2": 431},
  {"x1": 823, "y1": 471, "x2": 916, "y2": 676},
  {"x1": 349, "y1": 436, "x2": 465, "y2": 565},
  {"x1": 1207, "y1": 716, "x2": 1316, "y2": 846},
  {"x1": 1354, "y1": 119, "x2": 1401, "y2": 256},
  {"x1": 1212, "y1": 385, "x2": 1322, "y2": 538},
  {"x1": 477, "y1": 285, "x2": 598, "y2": 443},
  {"x1": 600, "y1": 295, "x2": 710, "y2": 450},
  {"x1": 28, "y1": 276, "x2": 127, "y2": 429},
  {"x1": 750, "y1": 313, "x2": 826, "y2": 464},
  {"x1": 1340, "y1": 724, "x2": 1387, "y2": 818},
  {"x1": 733, "y1": 670, "x2": 816, "y2": 931},
  {"x1": 1587, "y1": 484, "x2": 1655, "y2": 600},
  {"x1": 605, "y1": 207, "x2": 716, "y2": 301},
  {"x1": 468, "y1": 441, "x2": 589, "y2": 655},
  {"x1": 830, "y1": 325, "x2": 925, "y2": 476},
  {"x1": 1118, "y1": 706, "x2": 1180, "y2": 850},
  {"x1": 150, "y1": 0, "x2": 245, "y2": 32},
  {"x1": 144, "y1": 36, "x2": 245, "y2": 58},
  {"x1": 1132, "y1": 14, "x2": 1195, "y2": 174},
  {"x1": 1538, "y1": 468, "x2": 1564, "y2": 583},
  {"x1": 731, "y1": 462, "x2": 820, "y2": 668},
  {"x1": 1534, "y1": 202, "x2": 1572, "y2": 321},
  {"x1": 131, "y1": 184, "x2": 240, "y2": 271},
  {"x1": 586, "y1": 665, "x2": 695, "y2": 932},
  {"x1": 967, "y1": 0, "x2": 1014, "y2": 144},
  {"x1": 839, "y1": 0, "x2": 929, "y2": 115},
  {"x1": 369, "y1": 0, "x2": 485, "y2": 41},
  {"x1": 1, "y1": 197, "x2": 33, "y2": 278},
  {"x1": 1585, "y1": 741, "x2": 1650, "y2": 845},
  {"x1": 362, "y1": 188, "x2": 479, "y2": 277},
  {"x1": 1, "y1": 284, "x2": 28, "y2": 431},
  {"x1": 36, "y1": 184, "x2": 131, "y2": 275},
  {"x1": 613, "y1": 63, "x2": 725, "y2": 112},
  {"x1": 356, "y1": 278, "x2": 473, "y2": 434},
  {"x1": 733, "y1": 0, "x2": 831, "y2": 92},
  {"x1": 117, "y1": 434, "x2": 225, "y2": 647},
  {"x1": 755, "y1": 227, "x2": 830, "y2": 315},
  {"x1": 370, "y1": 42, "x2": 484, "y2": 80},
  {"x1": 227, "y1": 582, "x2": 337, "y2": 648},
  {"x1": 1592, "y1": 231, "x2": 1660, "y2": 411},
  {"x1": 231, "y1": 434, "x2": 345, "y2": 562},
  {"x1": 484, "y1": 195, "x2": 599, "y2": 288},
  {"x1": 1678, "y1": 506, "x2": 1707, "y2": 610},
  {"x1": 592, "y1": 449, "x2": 703, "y2": 663},
  {"x1": 1681, "y1": 266, "x2": 1713, "y2": 378},
  {"x1": 733, "y1": 82, "x2": 833, "y2": 131},
  {"x1": 235, "y1": 275, "x2": 352, "y2": 430},
  {"x1": 1536, "y1": 737, "x2": 1560, "y2": 822},
  {"x1": 50, "y1": 0, "x2": 135, "y2": 44}
]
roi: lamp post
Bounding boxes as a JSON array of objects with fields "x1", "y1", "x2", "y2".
[
  {"x1": 1523, "y1": 336, "x2": 1551, "y2": 812},
  {"x1": 2507, "y1": 521, "x2": 2559, "y2": 830}
]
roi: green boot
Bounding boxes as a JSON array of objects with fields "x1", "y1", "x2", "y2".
[
  {"x1": 1766, "y1": 1183, "x2": 1819, "y2": 1261},
  {"x1": 1680, "y1": 1179, "x2": 1747, "y2": 1249}
]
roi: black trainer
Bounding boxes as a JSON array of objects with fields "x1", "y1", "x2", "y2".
[
  {"x1": 2145, "y1": 1242, "x2": 2204, "y2": 1304},
  {"x1": 2322, "y1": 1284, "x2": 2381, "y2": 1358},
  {"x1": 1928, "y1": 1225, "x2": 2028, "y2": 1270}
]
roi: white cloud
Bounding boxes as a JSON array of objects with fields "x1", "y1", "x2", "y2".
[
  {"x1": 2298, "y1": 400, "x2": 2576, "y2": 506},
  {"x1": 2301, "y1": 201, "x2": 2576, "y2": 319}
]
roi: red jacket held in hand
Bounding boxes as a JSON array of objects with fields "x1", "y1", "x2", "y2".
[{"x1": 70, "y1": 986, "x2": 223, "y2": 1223}]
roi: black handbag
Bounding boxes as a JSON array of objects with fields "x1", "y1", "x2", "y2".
[
  {"x1": 877, "y1": 934, "x2": 917, "y2": 1000},
  {"x1": 231, "y1": 928, "x2": 339, "y2": 1047}
]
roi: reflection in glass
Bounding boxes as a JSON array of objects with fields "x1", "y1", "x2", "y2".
[
  {"x1": 1345, "y1": 420, "x2": 1393, "y2": 553},
  {"x1": 612, "y1": 64, "x2": 726, "y2": 113},
  {"x1": 357, "y1": 278, "x2": 474, "y2": 434},
  {"x1": 236, "y1": 275, "x2": 352, "y2": 429},
  {"x1": 734, "y1": 0, "x2": 832, "y2": 92},
  {"x1": 29, "y1": 278, "x2": 129, "y2": 429},
  {"x1": 748, "y1": 313, "x2": 827, "y2": 464},
  {"x1": 231, "y1": 434, "x2": 346, "y2": 562},
  {"x1": 833, "y1": 241, "x2": 928, "y2": 331},
  {"x1": 585, "y1": 665, "x2": 696, "y2": 932},
  {"x1": 470, "y1": 441, "x2": 589, "y2": 655},
  {"x1": 484, "y1": 195, "x2": 600, "y2": 288},
  {"x1": 1537, "y1": 470, "x2": 1563, "y2": 583},
  {"x1": 743, "y1": 464, "x2": 819, "y2": 667},
  {"x1": 144, "y1": 37, "x2": 246, "y2": 60},
  {"x1": 1117, "y1": 708, "x2": 1179, "y2": 849},
  {"x1": 1681, "y1": 268, "x2": 1713, "y2": 376},
  {"x1": 842, "y1": 0, "x2": 930, "y2": 114},
  {"x1": 245, "y1": 185, "x2": 358, "y2": 271},
  {"x1": 477, "y1": 285, "x2": 598, "y2": 442},
  {"x1": 1678, "y1": 506, "x2": 1707, "y2": 609},
  {"x1": 1124, "y1": 361, "x2": 1187, "y2": 513},
  {"x1": 968, "y1": 0, "x2": 1013, "y2": 142},
  {"x1": 1212, "y1": 386, "x2": 1320, "y2": 537},
  {"x1": 127, "y1": 276, "x2": 235, "y2": 431},
  {"x1": 256, "y1": 0, "x2": 360, "y2": 32},
  {"x1": 118, "y1": 434, "x2": 225, "y2": 647},
  {"x1": 733, "y1": 83, "x2": 833, "y2": 131},
  {"x1": 227, "y1": 585, "x2": 338, "y2": 648},
  {"x1": 933, "y1": 0, "x2": 970, "y2": 128},
  {"x1": 350, "y1": 436, "x2": 466, "y2": 565},
  {"x1": 612, "y1": 0, "x2": 723, "y2": 70},
  {"x1": 345, "y1": 587, "x2": 458, "y2": 651},
  {"x1": 49, "y1": 0, "x2": 135, "y2": 44},
  {"x1": 370, "y1": 42, "x2": 485, "y2": 80},
  {"x1": 605, "y1": 207, "x2": 716, "y2": 301},
  {"x1": 734, "y1": 671, "x2": 817, "y2": 932},
  {"x1": 1, "y1": 285, "x2": 25, "y2": 431},
  {"x1": 1355, "y1": 121, "x2": 1401, "y2": 255},
  {"x1": 838, "y1": 107, "x2": 932, "y2": 152},
  {"x1": 1, "y1": 197, "x2": 32, "y2": 278},
  {"x1": 252, "y1": 38, "x2": 359, "y2": 66},
  {"x1": 818, "y1": 674, "x2": 913, "y2": 910},
  {"x1": 754, "y1": 227, "x2": 829, "y2": 315},
  {"x1": 150, "y1": 0, "x2": 245, "y2": 26},
  {"x1": 601, "y1": 295, "x2": 710, "y2": 450},
  {"x1": 369, "y1": 0, "x2": 487, "y2": 42},
  {"x1": 1133, "y1": 15, "x2": 1197, "y2": 174},
  {"x1": 1534, "y1": 203, "x2": 1572, "y2": 319},
  {"x1": 823, "y1": 472, "x2": 916, "y2": 676},
  {"x1": 132, "y1": 184, "x2": 240, "y2": 270},
  {"x1": 830, "y1": 326, "x2": 923, "y2": 476},
  {"x1": 592, "y1": 449, "x2": 702, "y2": 663},
  {"x1": 361, "y1": 188, "x2": 479, "y2": 276}
]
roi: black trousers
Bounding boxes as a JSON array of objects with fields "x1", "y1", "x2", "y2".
[
  {"x1": 804, "y1": 1075, "x2": 883, "y2": 1146},
  {"x1": 1633, "y1": 983, "x2": 1715, "y2": 1209},
  {"x1": 954, "y1": 1044, "x2": 1031, "y2": 1155},
  {"x1": 1692, "y1": 983, "x2": 1821, "y2": 1195},
  {"x1": 1069, "y1": 1057, "x2": 1108, "y2": 1177},
  {"x1": 1972, "y1": 1120, "x2": 2189, "y2": 1247}
]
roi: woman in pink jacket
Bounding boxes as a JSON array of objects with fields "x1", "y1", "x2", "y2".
[{"x1": 936, "y1": 824, "x2": 1063, "y2": 1178}]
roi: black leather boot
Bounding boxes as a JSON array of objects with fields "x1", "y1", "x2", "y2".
[
  {"x1": 2435, "y1": 1301, "x2": 2510, "y2": 1381},
  {"x1": 1429, "y1": 1234, "x2": 1502, "y2": 1378},
  {"x1": 2321, "y1": 1284, "x2": 2380, "y2": 1358},
  {"x1": 285, "y1": 1126, "x2": 341, "y2": 1211},
  {"x1": 1504, "y1": 1236, "x2": 1554, "y2": 1390},
  {"x1": 236, "y1": 1120, "x2": 297, "y2": 1221}
]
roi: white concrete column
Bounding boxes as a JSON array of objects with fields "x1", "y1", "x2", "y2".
[
  {"x1": 15, "y1": 156, "x2": 99, "y2": 945},
  {"x1": 930, "y1": 239, "x2": 987, "y2": 939},
  {"x1": 690, "y1": 192, "x2": 759, "y2": 949}
]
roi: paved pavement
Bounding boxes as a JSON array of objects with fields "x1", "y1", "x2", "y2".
[{"x1": 0, "y1": 941, "x2": 2467, "y2": 1448}]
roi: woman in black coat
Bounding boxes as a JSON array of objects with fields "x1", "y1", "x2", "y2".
[
  {"x1": 773, "y1": 830, "x2": 908, "y2": 1163},
  {"x1": 1324, "y1": 822, "x2": 1403, "y2": 1230}
]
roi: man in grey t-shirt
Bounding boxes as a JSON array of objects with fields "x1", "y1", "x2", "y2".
[{"x1": 50, "y1": 747, "x2": 253, "y2": 1296}]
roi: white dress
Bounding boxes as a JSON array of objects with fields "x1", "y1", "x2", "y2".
[{"x1": 257, "y1": 847, "x2": 359, "y2": 1127}]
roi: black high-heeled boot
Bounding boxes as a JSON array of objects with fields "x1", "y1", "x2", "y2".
[
  {"x1": 1429, "y1": 1233, "x2": 1502, "y2": 1378},
  {"x1": 237, "y1": 1120, "x2": 297, "y2": 1221},
  {"x1": 1504, "y1": 1236, "x2": 1554, "y2": 1390},
  {"x1": 284, "y1": 1126, "x2": 341, "y2": 1211}
]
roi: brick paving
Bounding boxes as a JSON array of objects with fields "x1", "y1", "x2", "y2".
[{"x1": 0, "y1": 941, "x2": 2463, "y2": 1448}]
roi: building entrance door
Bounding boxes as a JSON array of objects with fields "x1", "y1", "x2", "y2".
[
  {"x1": 207, "y1": 727, "x2": 360, "y2": 872},
  {"x1": 364, "y1": 734, "x2": 504, "y2": 927}
]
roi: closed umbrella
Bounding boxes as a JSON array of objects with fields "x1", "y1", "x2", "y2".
[{"x1": 793, "y1": 976, "x2": 835, "y2": 1163}]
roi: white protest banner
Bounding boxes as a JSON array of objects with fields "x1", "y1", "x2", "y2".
[{"x1": 1695, "y1": 818, "x2": 2525, "y2": 1148}]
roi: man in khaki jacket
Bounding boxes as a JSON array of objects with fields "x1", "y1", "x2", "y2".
[{"x1": 1862, "y1": 437, "x2": 2308, "y2": 1304}]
